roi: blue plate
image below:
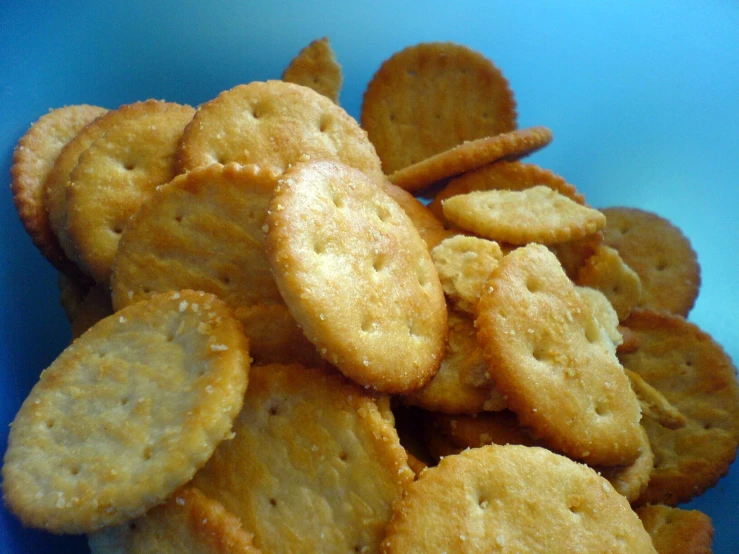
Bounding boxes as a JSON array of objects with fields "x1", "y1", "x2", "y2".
[{"x1": 2, "y1": 1, "x2": 737, "y2": 552}]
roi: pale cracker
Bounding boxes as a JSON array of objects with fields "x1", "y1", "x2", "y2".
[
  {"x1": 402, "y1": 309, "x2": 506, "y2": 414},
  {"x1": 636, "y1": 504, "x2": 714, "y2": 554},
  {"x1": 88, "y1": 487, "x2": 262, "y2": 554},
  {"x1": 361, "y1": 42, "x2": 517, "y2": 175},
  {"x1": 265, "y1": 160, "x2": 447, "y2": 393},
  {"x1": 191, "y1": 363, "x2": 414, "y2": 554},
  {"x1": 1, "y1": 290, "x2": 249, "y2": 533},
  {"x1": 381, "y1": 444, "x2": 657, "y2": 553},
  {"x1": 282, "y1": 37, "x2": 343, "y2": 104},
  {"x1": 431, "y1": 235, "x2": 504, "y2": 316},
  {"x1": 442, "y1": 185, "x2": 605, "y2": 245},
  {"x1": 618, "y1": 309, "x2": 739, "y2": 506},
  {"x1": 428, "y1": 160, "x2": 586, "y2": 221},
  {"x1": 576, "y1": 244, "x2": 643, "y2": 321},
  {"x1": 575, "y1": 285, "x2": 623, "y2": 349},
  {"x1": 176, "y1": 80, "x2": 383, "y2": 180},
  {"x1": 65, "y1": 100, "x2": 195, "y2": 282},
  {"x1": 475, "y1": 243, "x2": 643, "y2": 465},
  {"x1": 10, "y1": 104, "x2": 107, "y2": 272},
  {"x1": 388, "y1": 127, "x2": 553, "y2": 193},
  {"x1": 625, "y1": 368, "x2": 687, "y2": 430},
  {"x1": 602, "y1": 207, "x2": 700, "y2": 316}
]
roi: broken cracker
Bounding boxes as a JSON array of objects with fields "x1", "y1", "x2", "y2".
[{"x1": 282, "y1": 37, "x2": 342, "y2": 104}]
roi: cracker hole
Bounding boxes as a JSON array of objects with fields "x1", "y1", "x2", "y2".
[
  {"x1": 128, "y1": 522, "x2": 137, "y2": 531},
  {"x1": 313, "y1": 240, "x2": 327, "y2": 255},
  {"x1": 408, "y1": 70, "x2": 417, "y2": 76},
  {"x1": 612, "y1": 285, "x2": 621, "y2": 294},
  {"x1": 361, "y1": 317, "x2": 375, "y2": 333},
  {"x1": 111, "y1": 225, "x2": 124, "y2": 235},
  {"x1": 567, "y1": 495, "x2": 584, "y2": 515},
  {"x1": 656, "y1": 260, "x2": 668, "y2": 271},
  {"x1": 372, "y1": 254, "x2": 387, "y2": 272},
  {"x1": 143, "y1": 447, "x2": 152, "y2": 461},
  {"x1": 269, "y1": 498, "x2": 277, "y2": 507},
  {"x1": 339, "y1": 451, "x2": 348, "y2": 462},
  {"x1": 332, "y1": 194, "x2": 345, "y2": 208},
  {"x1": 121, "y1": 397, "x2": 129, "y2": 406},
  {"x1": 532, "y1": 347, "x2": 545, "y2": 362},
  {"x1": 70, "y1": 466, "x2": 80, "y2": 476},
  {"x1": 584, "y1": 322, "x2": 600, "y2": 344},
  {"x1": 376, "y1": 205, "x2": 391, "y2": 222},
  {"x1": 389, "y1": 113, "x2": 397, "y2": 122},
  {"x1": 123, "y1": 162, "x2": 136, "y2": 171},
  {"x1": 45, "y1": 420, "x2": 55, "y2": 429},
  {"x1": 319, "y1": 113, "x2": 333, "y2": 132},
  {"x1": 142, "y1": 287, "x2": 151, "y2": 294},
  {"x1": 268, "y1": 403, "x2": 279, "y2": 416},
  {"x1": 703, "y1": 422, "x2": 713, "y2": 430},
  {"x1": 594, "y1": 404, "x2": 607, "y2": 417},
  {"x1": 618, "y1": 224, "x2": 631, "y2": 234},
  {"x1": 525, "y1": 277, "x2": 540, "y2": 293},
  {"x1": 251, "y1": 103, "x2": 263, "y2": 119},
  {"x1": 174, "y1": 214, "x2": 183, "y2": 223},
  {"x1": 220, "y1": 274, "x2": 231, "y2": 285}
]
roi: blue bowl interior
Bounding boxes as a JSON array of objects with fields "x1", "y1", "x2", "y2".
[{"x1": 2, "y1": 1, "x2": 738, "y2": 552}]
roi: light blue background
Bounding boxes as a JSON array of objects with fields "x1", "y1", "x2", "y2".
[{"x1": 1, "y1": 1, "x2": 737, "y2": 552}]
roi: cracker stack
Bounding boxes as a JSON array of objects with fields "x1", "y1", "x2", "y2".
[{"x1": 6, "y1": 39, "x2": 737, "y2": 553}]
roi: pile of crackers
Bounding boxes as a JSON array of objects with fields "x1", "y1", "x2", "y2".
[{"x1": 6, "y1": 39, "x2": 737, "y2": 553}]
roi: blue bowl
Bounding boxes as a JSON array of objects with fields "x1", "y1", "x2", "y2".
[{"x1": 2, "y1": 1, "x2": 737, "y2": 552}]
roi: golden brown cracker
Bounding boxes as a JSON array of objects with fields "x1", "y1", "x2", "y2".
[
  {"x1": 595, "y1": 425, "x2": 654, "y2": 504},
  {"x1": 282, "y1": 37, "x2": 342, "y2": 103},
  {"x1": 547, "y1": 231, "x2": 604, "y2": 280},
  {"x1": 388, "y1": 127, "x2": 553, "y2": 193},
  {"x1": 379, "y1": 179, "x2": 455, "y2": 250},
  {"x1": 110, "y1": 163, "x2": 312, "y2": 364},
  {"x1": 442, "y1": 185, "x2": 605, "y2": 245},
  {"x1": 88, "y1": 487, "x2": 262, "y2": 554},
  {"x1": 176, "y1": 80, "x2": 383, "y2": 180},
  {"x1": 619, "y1": 309, "x2": 739, "y2": 506},
  {"x1": 65, "y1": 100, "x2": 195, "y2": 282},
  {"x1": 576, "y1": 244, "x2": 643, "y2": 321},
  {"x1": 602, "y1": 207, "x2": 700, "y2": 316},
  {"x1": 402, "y1": 310, "x2": 506, "y2": 414},
  {"x1": 10, "y1": 104, "x2": 107, "y2": 271},
  {"x1": 1, "y1": 291, "x2": 249, "y2": 534},
  {"x1": 431, "y1": 235, "x2": 504, "y2": 316},
  {"x1": 428, "y1": 160, "x2": 586, "y2": 221},
  {"x1": 381, "y1": 444, "x2": 657, "y2": 553},
  {"x1": 191, "y1": 363, "x2": 414, "y2": 554},
  {"x1": 636, "y1": 505, "x2": 714, "y2": 554},
  {"x1": 265, "y1": 160, "x2": 447, "y2": 393},
  {"x1": 361, "y1": 42, "x2": 517, "y2": 175},
  {"x1": 475, "y1": 243, "x2": 643, "y2": 465}
]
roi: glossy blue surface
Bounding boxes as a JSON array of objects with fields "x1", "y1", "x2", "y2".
[{"x1": 1, "y1": 1, "x2": 737, "y2": 552}]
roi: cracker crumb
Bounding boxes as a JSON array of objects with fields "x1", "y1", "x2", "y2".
[
  {"x1": 127, "y1": 290, "x2": 134, "y2": 299},
  {"x1": 205, "y1": 385, "x2": 214, "y2": 394},
  {"x1": 172, "y1": 292, "x2": 181, "y2": 299},
  {"x1": 119, "y1": 316, "x2": 127, "y2": 323},
  {"x1": 210, "y1": 343, "x2": 229, "y2": 352},
  {"x1": 192, "y1": 303, "x2": 199, "y2": 312},
  {"x1": 176, "y1": 496, "x2": 186, "y2": 506},
  {"x1": 179, "y1": 300, "x2": 188, "y2": 312}
]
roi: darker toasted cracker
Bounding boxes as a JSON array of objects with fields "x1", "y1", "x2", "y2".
[
  {"x1": 361, "y1": 42, "x2": 517, "y2": 175},
  {"x1": 388, "y1": 127, "x2": 553, "y2": 193},
  {"x1": 601, "y1": 207, "x2": 700, "y2": 316},
  {"x1": 619, "y1": 309, "x2": 739, "y2": 506},
  {"x1": 11, "y1": 104, "x2": 107, "y2": 272}
]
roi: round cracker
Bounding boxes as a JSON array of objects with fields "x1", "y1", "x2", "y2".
[
  {"x1": 601, "y1": 207, "x2": 700, "y2": 316},
  {"x1": 1, "y1": 290, "x2": 249, "y2": 534},
  {"x1": 191, "y1": 363, "x2": 414, "y2": 554},
  {"x1": 10, "y1": 104, "x2": 107, "y2": 272},
  {"x1": 265, "y1": 160, "x2": 447, "y2": 393},
  {"x1": 110, "y1": 163, "x2": 314, "y2": 365},
  {"x1": 65, "y1": 100, "x2": 195, "y2": 283},
  {"x1": 442, "y1": 185, "x2": 605, "y2": 245},
  {"x1": 381, "y1": 444, "x2": 657, "y2": 553},
  {"x1": 361, "y1": 42, "x2": 517, "y2": 175},
  {"x1": 618, "y1": 309, "x2": 739, "y2": 506},
  {"x1": 282, "y1": 36, "x2": 343, "y2": 104},
  {"x1": 176, "y1": 80, "x2": 382, "y2": 180},
  {"x1": 388, "y1": 127, "x2": 553, "y2": 193},
  {"x1": 428, "y1": 160, "x2": 586, "y2": 221},
  {"x1": 88, "y1": 487, "x2": 261, "y2": 554},
  {"x1": 475, "y1": 243, "x2": 643, "y2": 465}
]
